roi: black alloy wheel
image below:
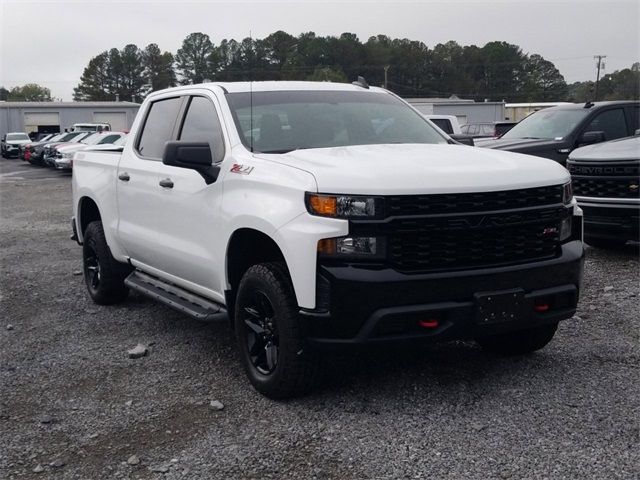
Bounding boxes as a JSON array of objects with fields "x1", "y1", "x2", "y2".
[{"x1": 242, "y1": 290, "x2": 279, "y2": 375}]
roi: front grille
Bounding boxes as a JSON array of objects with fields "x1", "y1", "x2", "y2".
[
  {"x1": 388, "y1": 218, "x2": 561, "y2": 272},
  {"x1": 351, "y1": 188, "x2": 568, "y2": 273},
  {"x1": 572, "y1": 177, "x2": 640, "y2": 199},
  {"x1": 386, "y1": 185, "x2": 563, "y2": 216}
]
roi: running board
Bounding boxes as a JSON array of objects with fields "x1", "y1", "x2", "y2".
[{"x1": 125, "y1": 271, "x2": 227, "y2": 322}]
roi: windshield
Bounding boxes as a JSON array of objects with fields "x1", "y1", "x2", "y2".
[
  {"x1": 81, "y1": 133, "x2": 102, "y2": 145},
  {"x1": 227, "y1": 90, "x2": 447, "y2": 153},
  {"x1": 47, "y1": 134, "x2": 65, "y2": 142},
  {"x1": 7, "y1": 133, "x2": 30, "y2": 141},
  {"x1": 501, "y1": 108, "x2": 589, "y2": 140}
]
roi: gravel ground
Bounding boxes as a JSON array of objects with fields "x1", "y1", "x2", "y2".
[{"x1": 1, "y1": 159, "x2": 638, "y2": 480}]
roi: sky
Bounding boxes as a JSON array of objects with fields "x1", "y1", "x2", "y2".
[{"x1": 0, "y1": 0, "x2": 638, "y2": 100}]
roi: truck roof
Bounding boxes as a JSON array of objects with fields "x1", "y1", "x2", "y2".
[
  {"x1": 150, "y1": 81, "x2": 386, "y2": 96},
  {"x1": 548, "y1": 101, "x2": 639, "y2": 111}
]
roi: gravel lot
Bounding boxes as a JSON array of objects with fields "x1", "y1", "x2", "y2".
[{"x1": 1, "y1": 158, "x2": 638, "y2": 480}]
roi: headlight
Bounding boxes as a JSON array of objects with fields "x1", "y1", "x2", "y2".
[
  {"x1": 562, "y1": 182, "x2": 572, "y2": 205},
  {"x1": 62, "y1": 152, "x2": 73, "y2": 159},
  {"x1": 305, "y1": 193, "x2": 383, "y2": 219},
  {"x1": 318, "y1": 236, "x2": 386, "y2": 259}
]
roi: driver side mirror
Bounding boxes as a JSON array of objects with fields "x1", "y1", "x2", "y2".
[
  {"x1": 162, "y1": 141, "x2": 221, "y2": 184},
  {"x1": 578, "y1": 131, "x2": 606, "y2": 146}
]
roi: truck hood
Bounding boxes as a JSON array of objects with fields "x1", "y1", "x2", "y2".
[
  {"x1": 478, "y1": 137, "x2": 563, "y2": 151},
  {"x1": 57, "y1": 143, "x2": 88, "y2": 154},
  {"x1": 256, "y1": 144, "x2": 570, "y2": 195},
  {"x1": 569, "y1": 136, "x2": 640, "y2": 162}
]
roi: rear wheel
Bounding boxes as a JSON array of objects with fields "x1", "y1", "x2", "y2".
[
  {"x1": 82, "y1": 221, "x2": 131, "y2": 305},
  {"x1": 234, "y1": 262, "x2": 319, "y2": 399},
  {"x1": 475, "y1": 322, "x2": 558, "y2": 355}
]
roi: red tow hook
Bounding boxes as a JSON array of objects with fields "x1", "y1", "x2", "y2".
[
  {"x1": 418, "y1": 319, "x2": 439, "y2": 329},
  {"x1": 534, "y1": 303, "x2": 550, "y2": 313}
]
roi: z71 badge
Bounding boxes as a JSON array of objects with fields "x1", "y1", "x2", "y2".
[{"x1": 230, "y1": 164, "x2": 254, "y2": 175}]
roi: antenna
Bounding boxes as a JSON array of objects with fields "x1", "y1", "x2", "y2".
[{"x1": 249, "y1": 30, "x2": 254, "y2": 153}]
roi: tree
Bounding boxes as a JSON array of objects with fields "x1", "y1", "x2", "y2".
[
  {"x1": 7, "y1": 84, "x2": 52, "y2": 101},
  {"x1": 480, "y1": 41, "x2": 527, "y2": 101},
  {"x1": 119, "y1": 44, "x2": 147, "y2": 102},
  {"x1": 0, "y1": 86, "x2": 9, "y2": 101},
  {"x1": 73, "y1": 52, "x2": 112, "y2": 101},
  {"x1": 143, "y1": 43, "x2": 177, "y2": 91},
  {"x1": 175, "y1": 32, "x2": 215, "y2": 84},
  {"x1": 522, "y1": 54, "x2": 567, "y2": 101}
]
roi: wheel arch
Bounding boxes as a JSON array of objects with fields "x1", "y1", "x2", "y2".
[{"x1": 77, "y1": 196, "x2": 102, "y2": 242}]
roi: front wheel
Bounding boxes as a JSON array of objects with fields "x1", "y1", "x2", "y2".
[
  {"x1": 475, "y1": 322, "x2": 559, "y2": 355},
  {"x1": 234, "y1": 262, "x2": 319, "y2": 399},
  {"x1": 585, "y1": 236, "x2": 627, "y2": 249},
  {"x1": 82, "y1": 221, "x2": 131, "y2": 305}
]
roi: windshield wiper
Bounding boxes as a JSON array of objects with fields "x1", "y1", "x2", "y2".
[{"x1": 259, "y1": 148, "x2": 297, "y2": 154}]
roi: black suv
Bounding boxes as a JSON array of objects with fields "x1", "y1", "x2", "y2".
[{"x1": 480, "y1": 101, "x2": 640, "y2": 165}]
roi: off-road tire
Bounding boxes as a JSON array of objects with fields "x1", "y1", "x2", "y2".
[
  {"x1": 475, "y1": 322, "x2": 559, "y2": 355},
  {"x1": 585, "y1": 236, "x2": 627, "y2": 249},
  {"x1": 82, "y1": 221, "x2": 131, "y2": 305},
  {"x1": 234, "y1": 262, "x2": 319, "y2": 399}
]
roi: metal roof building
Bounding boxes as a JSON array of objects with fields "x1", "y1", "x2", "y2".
[
  {"x1": 0, "y1": 101, "x2": 140, "y2": 137},
  {"x1": 406, "y1": 97, "x2": 506, "y2": 126}
]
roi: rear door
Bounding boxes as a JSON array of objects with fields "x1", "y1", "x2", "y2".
[{"x1": 116, "y1": 95, "x2": 184, "y2": 267}]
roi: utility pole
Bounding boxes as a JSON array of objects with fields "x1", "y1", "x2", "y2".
[
  {"x1": 384, "y1": 65, "x2": 390, "y2": 89},
  {"x1": 593, "y1": 55, "x2": 607, "y2": 101}
]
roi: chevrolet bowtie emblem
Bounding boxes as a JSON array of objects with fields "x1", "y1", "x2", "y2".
[{"x1": 630, "y1": 184, "x2": 639, "y2": 191}]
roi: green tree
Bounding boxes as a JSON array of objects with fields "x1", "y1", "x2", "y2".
[
  {"x1": 480, "y1": 41, "x2": 527, "y2": 101},
  {"x1": 0, "y1": 86, "x2": 9, "y2": 101},
  {"x1": 74, "y1": 52, "x2": 112, "y2": 100},
  {"x1": 119, "y1": 44, "x2": 147, "y2": 102},
  {"x1": 7, "y1": 83, "x2": 52, "y2": 101},
  {"x1": 176, "y1": 32, "x2": 215, "y2": 84},
  {"x1": 142, "y1": 43, "x2": 177, "y2": 91},
  {"x1": 522, "y1": 54, "x2": 567, "y2": 101}
]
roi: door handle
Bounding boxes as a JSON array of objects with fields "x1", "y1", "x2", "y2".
[
  {"x1": 159, "y1": 178, "x2": 174, "y2": 189},
  {"x1": 118, "y1": 172, "x2": 130, "y2": 182}
]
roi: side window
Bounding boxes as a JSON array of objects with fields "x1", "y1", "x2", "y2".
[
  {"x1": 432, "y1": 119, "x2": 453, "y2": 134},
  {"x1": 584, "y1": 109, "x2": 628, "y2": 141},
  {"x1": 179, "y1": 96, "x2": 226, "y2": 163},
  {"x1": 137, "y1": 97, "x2": 182, "y2": 159}
]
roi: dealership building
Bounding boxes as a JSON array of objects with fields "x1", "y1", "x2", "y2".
[{"x1": 0, "y1": 101, "x2": 140, "y2": 137}]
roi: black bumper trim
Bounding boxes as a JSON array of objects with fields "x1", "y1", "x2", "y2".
[{"x1": 301, "y1": 240, "x2": 584, "y2": 346}]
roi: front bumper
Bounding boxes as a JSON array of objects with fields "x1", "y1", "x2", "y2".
[
  {"x1": 3, "y1": 146, "x2": 20, "y2": 157},
  {"x1": 54, "y1": 157, "x2": 72, "y2": 170},
  {"x1": 577, "y1": 198, "x2": 640, "y2": 241},
  {"x1": 301, "y1": 239, "x2": 584, "y2": 346}
]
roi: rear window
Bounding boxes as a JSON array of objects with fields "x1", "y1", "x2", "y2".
[{"x1": 137, "y1": 97, "x2": 182, "y2": 159}]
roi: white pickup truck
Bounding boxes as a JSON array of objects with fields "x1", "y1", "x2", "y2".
[{"x1": 72, "y1": 81, "x2": 584, "y2": 398}]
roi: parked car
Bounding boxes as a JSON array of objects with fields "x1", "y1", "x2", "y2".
[
  {"x1": 480, "y1": 101, "x2": 640, "y2": 165},
  {"x1": 461, "y1": 121, "x2": 517, "y2": 138},
  {"x1": 71, "y1": 81, "x2": 583, "y2": 398},
  {"x1": 26, "y1": 133, "x2": 68, "y2": 165},
  {"x1": 43, "y1": 132, "x2": 93, "y2": 166},
  {"x1": 567, "y1": 135, "x2": 639, "y2": 248},
  {"x1": 1, "y1": 132, "x2": 32, "y2": 158},
  {"x1": 20, "y1": 133, "x2": 57, "y2": 160},
  {"x1": 71, "y1": 123, "x2": 111, "y2": 132},
  {"x1": 53, "y1": 132, "x2": 126, "y2": 170}
]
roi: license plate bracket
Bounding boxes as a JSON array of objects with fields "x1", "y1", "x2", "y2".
[{"x1": 474, "y1": 289, "x2": 525, "y2": 325}]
